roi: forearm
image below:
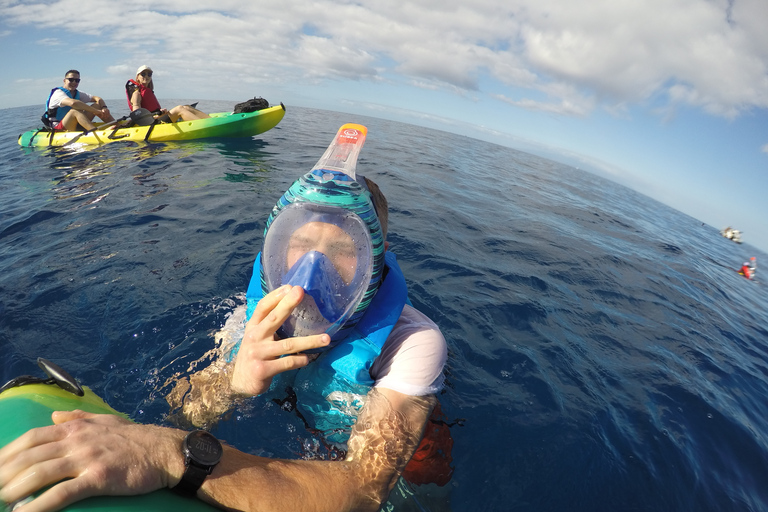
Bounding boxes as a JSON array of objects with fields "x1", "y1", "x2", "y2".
[
  {"x1": 174, "y1": 390, "x2": 431, "y2": 512},
  {"x1": 199, "y1": 451, "x2": 370, "y2": 512},
  {"x1": 66, "y1": 99, "x2": 106, "y2": 115}
]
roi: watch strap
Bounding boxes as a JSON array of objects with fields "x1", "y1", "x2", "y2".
[{"x1": 173, "y1": 462, "x2": 211, "y2": 496}]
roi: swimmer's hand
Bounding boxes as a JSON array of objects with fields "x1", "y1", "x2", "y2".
[
  {"x1": 0, "y1": 411, "x2": 184, "y2": 512},
  {"x1": 230, "y1": 285, "x2": 330, "y2": 396}
]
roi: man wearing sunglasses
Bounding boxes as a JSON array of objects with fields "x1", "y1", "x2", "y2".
[{"x1": 43, "y1": 70, "x2": 114, "y2": 131}]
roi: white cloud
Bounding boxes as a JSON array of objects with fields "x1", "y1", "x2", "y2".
[
  {"x1": 762, "y1": 143, "x2": 768, "y2": 155},
  {"x1": 1, "y1": 0, "x2": 767, "y2": 120},
  {"x1": 294, "y1": 36, "x2": 378, "y2": 81},
  {"x1": 36, "y1": 38, "x2": 62, "y2": 46},
  {"x1": 515, "y1": 0, "x2": 768, "y2": 115},
  {"x1": 106, "y1": 65, "x2": 134, "y2": 76},
  {"x1": 493, "y1": 94, "x2": 592, "y2": 117}
]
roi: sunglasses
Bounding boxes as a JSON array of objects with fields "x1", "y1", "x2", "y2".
[
  {"x1": 140, "y1": 71, "x2": 153, "y2": 77},
  {"x1": 65, "y1": 77, "x2": 81, "y2": 83}
]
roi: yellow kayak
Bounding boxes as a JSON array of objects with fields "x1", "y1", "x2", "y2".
[{"x1": 18, "y1": 103, "x2": 285, "y2": 147}]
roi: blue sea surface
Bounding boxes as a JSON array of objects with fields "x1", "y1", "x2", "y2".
[{"x1": 1, "y1": 102, "x2": 767, "y2": 511}]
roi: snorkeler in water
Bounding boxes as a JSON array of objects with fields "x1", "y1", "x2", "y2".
[{"x1": 0, "y1": 124, "x2": 450, "y2": 511}]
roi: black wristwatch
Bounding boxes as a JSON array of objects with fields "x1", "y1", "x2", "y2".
[{"x1": 172, "y1": 430, "x2": 223, "y2": 496}]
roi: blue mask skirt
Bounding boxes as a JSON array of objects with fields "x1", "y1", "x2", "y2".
[{"x1": 282, "y1": 251, "x2": 350, "y2": 322}]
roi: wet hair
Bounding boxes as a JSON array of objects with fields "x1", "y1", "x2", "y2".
[
  {"x1": 364, "y1": 177, "x2": 388, "y2": 241},
  {"x1": 64, "y1": 70, "x2": 80, "y2": 77}
]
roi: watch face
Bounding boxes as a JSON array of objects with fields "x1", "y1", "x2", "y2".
[{"x1": 185, "y1": 430, "x2": 223, "y2": 466}]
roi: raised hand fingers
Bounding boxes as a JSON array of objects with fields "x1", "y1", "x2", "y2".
[
  {"x1": 263, "y1": 286, "x2": 306, "y2": 331},
  {"x1": 249, "y1": 285, "x2": 294, "y2": 324},
  {"x1": 244, "y1": 286, "x2": 310, "y2": 348},
  {"x1": 244, "y1": 285, "x2": 333, "y2": 356},
  {"x1": 230, "y1": 286, "x2": 330, "y2": 395},
  {"x1": 265, "y1": 333, "x2": 330, "y2": 359}
]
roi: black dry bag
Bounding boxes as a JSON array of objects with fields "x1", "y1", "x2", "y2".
[{"x1": 233, "y1": 97, "x2": 269, "y2": 113}]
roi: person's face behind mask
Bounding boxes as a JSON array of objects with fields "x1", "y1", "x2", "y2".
[
  {"x1": 263, "y1": 207, "x2": 374, "y2": 343},
  {"x1": 286, "y1": 222, "x2": 358, "y2": 285}
]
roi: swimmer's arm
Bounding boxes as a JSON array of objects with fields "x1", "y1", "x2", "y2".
[
  {"x1": 0, "y1": 390, "x2": 432, "y2": 512},
  {"x1": 198, "y1": 388, "x2": 434, "y2": 512}
]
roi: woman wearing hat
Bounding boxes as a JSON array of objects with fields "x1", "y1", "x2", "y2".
[{"x1": 126, "y1": 65, "x2": 209, "y2": 122}]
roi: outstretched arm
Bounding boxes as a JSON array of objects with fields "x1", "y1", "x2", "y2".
[
  {"x1": 200, "y1": 388, "x2": 433, "y2": 511},
  {"x1": 0, "y1": 390, "x2": 433, "y2": 512}
]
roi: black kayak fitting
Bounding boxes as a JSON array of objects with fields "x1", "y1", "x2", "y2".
[{"x1": 0, "y1": 358, "x2": 84, "y2": 396}]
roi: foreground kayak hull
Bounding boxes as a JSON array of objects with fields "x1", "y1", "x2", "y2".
[
  {"x1": 18, "y1": 104, "x2": 286, "y2": 147},
  {"x1": 0, "y1": 383, "x2": 218, "y2": 511}
]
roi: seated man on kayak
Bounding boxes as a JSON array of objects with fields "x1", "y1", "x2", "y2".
[
  {"x1": 43, "y1": 70, "x2": 115, "y2": 131},
  {"x1": 127, "y1": 65, "x2": 209, "y2": 123},
  {"x1": 0, "y1": 125, "x2": 450, "y2": 512}
]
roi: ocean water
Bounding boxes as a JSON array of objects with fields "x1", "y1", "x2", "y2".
[{"x1": 1, "y1": 102, "x2": 767, "y2": 511}]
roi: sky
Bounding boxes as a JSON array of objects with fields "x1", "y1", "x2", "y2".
[{"x1": 1, "y1": 0, "x2": 767, "y2": 253}]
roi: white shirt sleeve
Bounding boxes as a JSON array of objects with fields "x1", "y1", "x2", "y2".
[
  {"x1": 48, "y1": 90, "x2": 94, "y2": 110},
  {"x1": 370, "y1": 304, "x2": 447, "y2": 396},
  {"x1": 47, "y1": 89, "x2": 68, "y2": 110}
]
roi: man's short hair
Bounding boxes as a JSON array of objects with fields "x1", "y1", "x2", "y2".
[
  {"x1": 364, "y1": 177, "x2": 388, "y2": 241},
  {"x1": 65, "y1": 69, "x2": 80, "y2": 77}
]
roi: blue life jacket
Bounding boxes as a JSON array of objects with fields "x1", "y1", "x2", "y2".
[
  {"x1": 43, "y1": 87, "x2": 79, "y2": 126},
  {"x1": 235, "y1": 250, "x2": 409, "y2": 444}
]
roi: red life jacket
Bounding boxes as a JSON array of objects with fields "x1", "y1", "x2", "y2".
[
  {"x1": 402, "y1": 402, "x2": 455, "y2": 487},
  {"x1": 125, "y1": 80, "x2": 162, "y2": 113}
]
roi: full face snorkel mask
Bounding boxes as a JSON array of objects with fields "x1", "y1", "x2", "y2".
[{"x1": 260, "y1": 124, "x2": 385, "y2": 348}]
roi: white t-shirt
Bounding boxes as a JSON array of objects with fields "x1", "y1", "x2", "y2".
[
  {"x1": 48, "y1": 89, "x2": 95, "y2": 118},
  {"x1": 370, "y1": 304, "x2": 447, "y2": 396}
]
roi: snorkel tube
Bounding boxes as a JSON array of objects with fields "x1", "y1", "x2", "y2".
[{"x1": 260, "y1": 124, "x2": 385, "y2": 346}]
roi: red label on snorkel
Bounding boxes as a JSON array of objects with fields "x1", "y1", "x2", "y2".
[
  {"x1": 338, "y1": 127, "x2": 362, "y2": 145},
  {"x1": 312, "y1": 124, "x2": 368, "y2": 179}
]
